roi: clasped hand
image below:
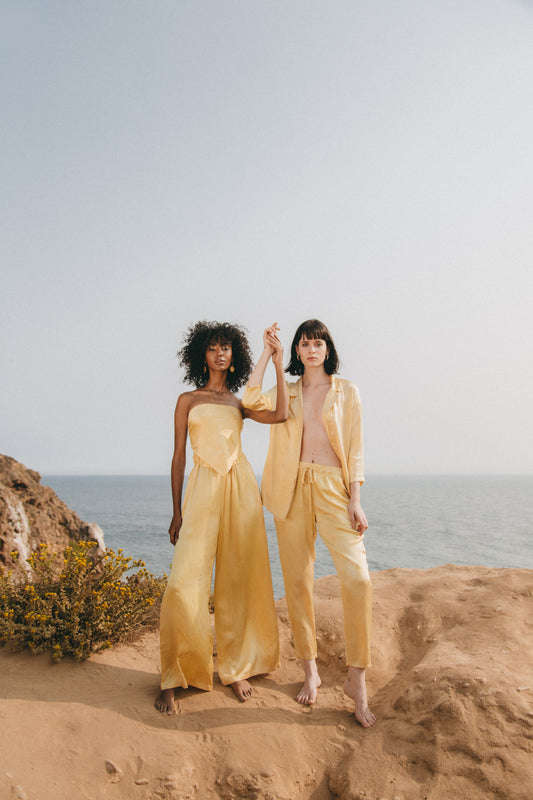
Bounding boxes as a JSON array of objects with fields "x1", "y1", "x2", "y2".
[{"x1": 263, "y1": 322, "x2": 283, "y2": 365}]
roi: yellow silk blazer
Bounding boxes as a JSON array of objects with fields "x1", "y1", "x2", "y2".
[{"x1": 242, "y1": 376, "x2": 364, "y2": 520}]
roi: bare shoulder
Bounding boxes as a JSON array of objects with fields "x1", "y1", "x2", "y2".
[{"x1": 176, "y1": 389, "x2": 203, "y2": 414}]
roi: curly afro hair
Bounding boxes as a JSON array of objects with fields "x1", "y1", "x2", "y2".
[{"x1": 178, "y1": 320, "x2": 253, "y2": 392}]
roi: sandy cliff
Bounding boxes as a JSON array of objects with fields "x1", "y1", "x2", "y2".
[
  {"x1": 1, "y1": 565, "x2": 532, "y2": 800},
  {"x1": 0, "y1": 454, "x2": 104, "y2": 572}
]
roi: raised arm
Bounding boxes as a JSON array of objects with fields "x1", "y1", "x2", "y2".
[
  {"x1": 169, "y1": 393, "x2": 190, "y2": 544},
  {"x1": 247, "y1": 323, "x2": 279, "y2": 388},
  {"x1": 243, "y1": 324, "x2": 288, "y2": 424}
]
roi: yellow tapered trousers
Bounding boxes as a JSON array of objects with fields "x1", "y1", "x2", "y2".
[
  {"x1": 274, "y1": 462, "x2": 372, "y2": 668},
  {"x1": 160, "y1": 453, "x2": 279, "y2": 691}
]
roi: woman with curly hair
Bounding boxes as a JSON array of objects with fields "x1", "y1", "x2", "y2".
[
  {"x1": 242, "y1": 319, "x2": 375, "y2": 727},
  {"x1": 156, "y1": 321, "x2": 288, "y2": 714}
]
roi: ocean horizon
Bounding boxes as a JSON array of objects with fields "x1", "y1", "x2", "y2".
[{"x1": 44, "y1": 474, "x2": 533, "y2": 600}]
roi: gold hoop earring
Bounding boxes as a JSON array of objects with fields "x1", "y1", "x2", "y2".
[
  {"x1": 203, "y1": 363, "x2": 207, "y2": 374},
  {"x1": 229, "y1": 364, "x2": 235, "y2": 373}
]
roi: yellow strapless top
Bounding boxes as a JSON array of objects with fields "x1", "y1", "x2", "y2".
[{"x1": 188, "y1": 403, "x2": 243, "y2": 475}]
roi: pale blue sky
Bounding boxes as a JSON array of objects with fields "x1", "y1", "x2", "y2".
[{"x1": 1, "y1": 0, "x2": 532, "y2": 475}]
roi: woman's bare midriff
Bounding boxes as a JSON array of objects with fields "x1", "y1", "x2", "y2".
[{"x1": 300, "y1": 383, "x2": 341, "y2": 467}]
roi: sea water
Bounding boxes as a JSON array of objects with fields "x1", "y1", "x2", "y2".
[{"x1": 44, "y1": 474, "x2": 533, "y2": 600}]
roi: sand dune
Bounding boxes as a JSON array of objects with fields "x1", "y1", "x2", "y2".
[{"x1": 1, "y1": 565, "x2": 532, "y2": 800}]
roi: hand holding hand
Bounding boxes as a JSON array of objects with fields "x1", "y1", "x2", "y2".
[
  {"x1": 270, "y1": 335, "x2": 284, "y2": 367},
  {"x1": 263, "y1": 322, "x2": 280, "y2": 353}
]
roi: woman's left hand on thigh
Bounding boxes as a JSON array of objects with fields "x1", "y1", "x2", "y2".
[{"x1": 348, "y1": 500, "x2": 368, "y2": 534}]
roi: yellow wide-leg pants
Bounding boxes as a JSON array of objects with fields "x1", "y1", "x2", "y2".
[
  {"x1": 274, "y1": 462, "x2": 372, "y2": 668},
  {"x1": 160, "y1": 454, "x2": 279, "y2": 691}
]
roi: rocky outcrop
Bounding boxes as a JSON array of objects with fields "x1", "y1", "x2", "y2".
[{"x1": 0, "y1": 454, "x2": 105, "y2": 574}]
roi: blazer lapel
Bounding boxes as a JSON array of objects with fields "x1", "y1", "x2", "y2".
[
  {"x1": 291, "y1": 378, "x2": 304, "y2": 433},
  {"x1": 321, "y1": 376, "x2": 340, "y2": 423}
]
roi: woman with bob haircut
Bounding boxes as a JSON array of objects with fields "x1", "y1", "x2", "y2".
[
  {"x1": 242, "y1": 319, "x2": 375, "y2": 727},
  {"x1": 156, "y1": 320, "x2": 288, "y2": 715}
]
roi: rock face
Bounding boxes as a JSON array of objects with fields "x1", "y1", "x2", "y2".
[{"x1": 0, "y1": 454, "x2": 105, "y2": 573}]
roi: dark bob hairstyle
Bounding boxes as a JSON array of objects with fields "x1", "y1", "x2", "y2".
[
  {"x1": 285, "y1": 319, "x2": 340, "y2": 376},
  {"x1": 178, "y1": 320, "x2": 253, "y2": 392}
]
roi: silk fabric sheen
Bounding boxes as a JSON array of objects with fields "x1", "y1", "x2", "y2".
[
  {"x1": 242, "y1": 377, "x2": 365, "y2": 520},
  {"x1": 242, "y1": 378, "x2": 371, "y2": 668},
  {"x1": 160, "y1": 404, "x2": 279, "y2": 690},
  {"x1": 275, "y1": 462, "x2": 371, "y2": 668}
]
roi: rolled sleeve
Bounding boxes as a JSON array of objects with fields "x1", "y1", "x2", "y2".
[{"x1": 242, "y1": 384, "x2": 276, "y2": 411}]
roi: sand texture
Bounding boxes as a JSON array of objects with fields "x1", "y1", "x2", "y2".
[{"x1": 1, "y1": 565, "x2": 532, "y2": 800}]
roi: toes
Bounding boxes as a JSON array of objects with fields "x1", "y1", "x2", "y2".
[
  {"x1": 356, "y1": 708, "x2": 376, "y2": 728},
  {"x1": 231, "y1": 681, "x2": 253, "y2": 702},
  {"x1": 155, "y1": 700, "x2": 174, "y2": 715},
  {"x1": 154, "y1": 691, "x2": 179, "y2": 716}
]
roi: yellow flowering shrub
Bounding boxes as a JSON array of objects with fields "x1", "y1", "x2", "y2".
[{"x1": 0, "y1": 542, "x2": 166, "y2": 661}]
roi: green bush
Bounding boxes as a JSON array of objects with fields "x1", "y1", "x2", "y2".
[{"x1": 0, "y1": 541, "x2": 166, "y2": 661}]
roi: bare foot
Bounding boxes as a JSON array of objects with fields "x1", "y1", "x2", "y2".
[
  {"x1": 296, "y1": 659, "x2": 322, "y2": 705},
  {"x1": 343, "y1": 667, "x2": 376, "y2": 728},
  {"x1": 231, "y1": 679, "x2": 253, "y2": 702},
  {"x1": 154, "y1": 688, "x2": 179, "y2": 715}
]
